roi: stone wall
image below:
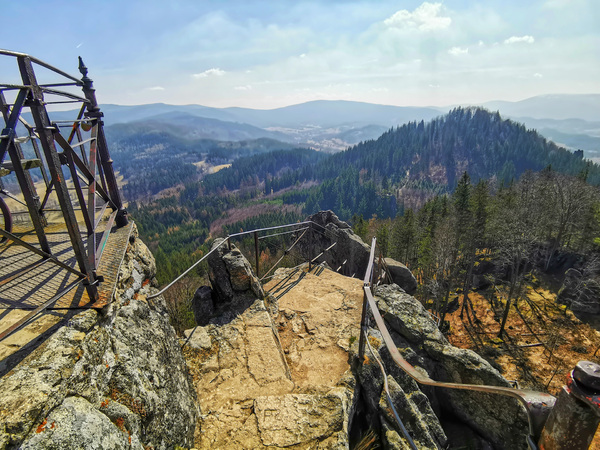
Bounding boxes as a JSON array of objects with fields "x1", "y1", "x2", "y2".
[{"x1": 0, "y1": 224, "x2": 198, "y2": 449}]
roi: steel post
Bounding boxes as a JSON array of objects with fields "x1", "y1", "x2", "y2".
[
  {"x1": 0, "y1": 90, "x2": 50, "y2": 253},
  {"x1": 538, "y1": 361, "x2": 600, "y2": 449},
  {"x1": 357, "y1": 289, "x2": 369, "y2": 363},
  {"x1": 308, "y1": 223, "x2": 313, "y2": 271},
  {"x1": 254, "y1": 231, "x2": 260, "y2": 278},
  {"x1": 78, "y1": 57, "x2": 127, "y2": 228}
]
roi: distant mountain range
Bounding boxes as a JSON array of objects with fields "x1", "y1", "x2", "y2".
[
  {"x1": 478, "y1": 94, "x2": 600, "y2": 122},
  {"x1": 45, "y1": 94, "x2": 600, "y2": 156}
]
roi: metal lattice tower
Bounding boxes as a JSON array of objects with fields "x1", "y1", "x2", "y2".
[{"x1": 0, "y1": 50, "x2": 128, "y2": 305}]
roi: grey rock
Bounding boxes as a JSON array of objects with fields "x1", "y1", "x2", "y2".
[
  {"x1": 192, "y1": 285, "x2": 214, "y2": 326},
  {"x1": 19, "y1": 396, "x2": 137, "y2": 450},
  {"x1": 371, "y1": 283, "x2": 529, "y2": 449},
  {"x1": 374, "y1": 284, "x2": 446, "y2": 346},
  {"x1": 379, "y1": 376, "x2": 445, "y2": 449},
  {"x1": 208, "y1": 239, "x2": 265, "y2": 307},
  {"x1": 67, "y1": 309, "x2": 99, "y2": 332},
  {"x1": 0, "y1": 224, "x2": 198, "y2": 450},
  {"x1": 383, "y1": 258, "x2": 417, "y2": 295},
  {"x1": 381, "y1": 419, "x2": 413, "y2": 450},
  {"x1": 424, "y1": 341, "x2": 528, "y2": 449},
  {"x1": 208, "y1": 238, "x2": 235, "y2": 302},
  {"x1": 302, "y1": 211, "x2": 418, "y2": 294},
  {"x1": 302, "y1": 211, "x2": 371, "y2": 279},
  {"x1": 184, "y1": 326, "x2": 212, "y2": 350}
]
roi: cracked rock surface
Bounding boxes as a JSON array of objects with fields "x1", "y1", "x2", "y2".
[
  {"x1": 186, "y1": 264, "x2": 362, "y2": 449},
  {"x1": 0, "y1": 224, "x2": 198, "y2": 450}
]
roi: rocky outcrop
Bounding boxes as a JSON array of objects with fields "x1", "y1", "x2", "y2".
[
  {"x1": 303, "y1": 211, "x2": 417, "y2": 294},
  {"x1": 0, "y1": 224, "x2": 198, "y2": 450},
  {"x1": 357, "y1": 283, "x2": 529, "y2": 449},
  {"x1": 383, "y1": 258, "x2": 418, "y2": 295},
  {"x1": 186, "y1": 263, "x2": 363, "y2": 449},
  {"x1": 192, "y1": 238, "x2": 267, "y2": 326},
  {"x1": 557, "y1": 268, "x2": 600, "y2": 314},
  {"x1": 191, "y1": 285, "x2": 215, "y2": 326}
]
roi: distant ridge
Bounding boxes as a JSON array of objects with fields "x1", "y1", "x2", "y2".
[
  {"x1": 480, "y1": 94, "x2": 600, "y2": 122},
  {"x1": 84, "y1": 100, "x2": 442, "y2": 129},
  {"x1": 42, "y1": 94, "x2": 600, "y2": 154}
]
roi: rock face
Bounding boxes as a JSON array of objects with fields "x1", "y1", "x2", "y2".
[
  {"x1": 557, "y1": 268, "x2": 600, "y2": 314},
  {"x1": 358, "y1": 283, "x2": 529, "y2": 449},
  {"x1": 186, "y1": 264, "x2": 363, "y2": 449},
  {"x1": 303, "y1": 211, "x2": 417, "y2": 294},
  {"x1": 192, "y1": 285, "x2": 214, "y2": 326},
  {"x1": 0, "y1": 224, "x2": 198, "y2": 450},
  {"x1": 185, "y1": 213, "x2": 531, "y2": 449},
  {"x1": 205, "y1": 238, "x2": 266, "y2": 322},
  {"x1": 383, "y1": 258, "x2": 418, "y2": 295}
]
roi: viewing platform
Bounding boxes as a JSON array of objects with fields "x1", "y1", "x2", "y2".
[{"x1": 0, "y1": 220, "x2": 133, "y2": 372}]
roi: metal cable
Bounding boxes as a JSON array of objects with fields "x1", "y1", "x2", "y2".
[
  {"x1": 260, "y1": 228, "x2": 308, "y2": 281},
  {"x1": 365, "y1": 332, "x2": 418, "y2": 450}
]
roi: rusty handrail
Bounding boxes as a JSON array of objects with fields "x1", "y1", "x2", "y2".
[
  {"x1": 0, "y1": 49, "x2": 83, "y2": 84},
  {"x1": 359, "y1": 237, "x2": 556, "y2": 444}
]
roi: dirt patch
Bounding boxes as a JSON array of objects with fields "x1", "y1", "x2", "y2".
[{"x1": 443, "y1": 286, "x2": 600, "y2": 395}]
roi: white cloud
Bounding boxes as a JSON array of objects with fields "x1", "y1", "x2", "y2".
[
  {"x1": 384, "y1": 2, "x2": 451, "y2": 32},
  {"x1": 504, "y1": 35, "x2": 535, "y2": 44},
  {"x1": 234, "y1": 85, "x2": 252, "y2": 91},
  {"x1": 148, "y1": 86, "x2": 165, "y2": 91},
  {"x1": 534, "y1": 73, "x2": 543, "y2": 78},
  {"x1": 448, "y1": 46, "x2": 469, "y2": 56},
  {"x1": 192, "y1": 68, "x2": 226, "y2": 79}
]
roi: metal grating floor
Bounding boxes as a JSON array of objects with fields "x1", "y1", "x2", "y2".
[{"x1": 0, "y1": 221, "x2": 133, "y2": 310}]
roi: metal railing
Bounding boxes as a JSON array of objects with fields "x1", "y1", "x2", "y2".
[
  {"x1": 148, "y1": 220, "x2": 335, "y2": 300},
  {"x1": 150, "y1": 219, "x2": 599, "y2": 448},
  {"x1": 0, "y1": 50, "x2": 128, "y2": 303},
  {"x1": 358, "y1": 237, "x2": 558, "y2": 448}
]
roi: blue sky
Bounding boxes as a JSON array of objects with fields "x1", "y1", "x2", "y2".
[{"x1": 2, "y1": 0, "x2": 598, "y2": 108}]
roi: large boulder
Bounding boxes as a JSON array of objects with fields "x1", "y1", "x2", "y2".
[
  {"x1": 384, "y1": 258, "x2": 418, "y2": 295},
  {"x1": 207, "y1": 238, "x2": 265, "y2": 322},
  {"x1": 208, "y1": 238, "x2": 264, "y2": 300},
  {"x1": 304, "y1": 211, "x2": 371, "y2": 278},
  {"x1": 303, "y1": 211, "x2": 417, "y2": 294},
  {"x1": 366, "y1": 284, "x2": 529, "y2": 449},
  {"x1": 191, "y1": 285, "x2": 214, "y2": 326}
]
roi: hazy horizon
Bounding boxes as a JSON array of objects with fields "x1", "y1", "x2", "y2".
[
  {"x1": 96, "y1": 92, "x2": 599, "y2": 111},
  {"x1": 2, "y1": 1, "x2": 598, "y2": 109}
]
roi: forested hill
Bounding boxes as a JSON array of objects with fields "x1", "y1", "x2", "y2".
[
  {"x1": 320, "y1": 107, "x2": 598, "y2": 188},
  {"x1": 127, "y1": 107, "x2": 600, "y2": 283}
]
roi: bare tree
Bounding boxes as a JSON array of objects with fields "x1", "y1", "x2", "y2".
[{"x1": 489, "y1": 182, "x2": 536, "y2": 338}]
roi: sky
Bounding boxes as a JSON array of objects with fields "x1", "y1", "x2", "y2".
[{"x1": 1, "y1": 0, "x2": 598, "y2": 109}]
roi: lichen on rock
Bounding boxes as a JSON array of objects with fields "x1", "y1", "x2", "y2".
[
  {"x1": 357, "y1": 282, "x2": 529, "y2": 450},
  {"x1": 0, "y1": 224, "x2": 198, "y2": 450}
]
